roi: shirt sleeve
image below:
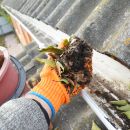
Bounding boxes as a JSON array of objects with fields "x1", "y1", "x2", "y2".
[{"x1": 0, "y1": 97, "x2": 48, "y2": 130}]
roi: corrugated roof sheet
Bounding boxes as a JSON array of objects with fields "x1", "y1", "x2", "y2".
[{"x1": 2, "y1": 0, "x2": 130, "y2": 67}]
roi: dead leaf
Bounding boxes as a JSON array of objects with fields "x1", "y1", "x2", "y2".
[
  {"x1": 39, "y1": 46, "x2": 63, "y2": 55},
  {"x1": 60, "y1": 79, "x2": 69, "y2": 85},
  {"x1": 35, "y1": 58, "x2": 56, "y2": 68}
]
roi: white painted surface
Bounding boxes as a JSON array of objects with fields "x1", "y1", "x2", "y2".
[{"x1": 93, "y1": 50, "x2": 130, "y2": 86}]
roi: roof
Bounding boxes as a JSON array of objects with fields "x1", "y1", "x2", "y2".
[
  {"x1": 1, "y1": 1, "x2": 130, "y2": 129},
  {"x1": 2, "y1": 0, "x2": 130, "y2": 67}
]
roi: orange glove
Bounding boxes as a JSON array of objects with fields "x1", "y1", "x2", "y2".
[
  {"x1": 29, "y1": 39, "x2": 87, "y2": 118},
  {"x1": 32, "y1": 63, "x2": 70, "y2": 112}
]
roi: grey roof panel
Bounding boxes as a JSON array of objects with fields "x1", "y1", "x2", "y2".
[
  {"x1": 2, "y1": 0, "x2": 26, "y2": 10},
  {"x1": 20, "y1": 0, "x2": 36, "y2": 14},
  {"x1": 26, "y1": 0, "x2": 43, "y2": 16},
  {"x1": 30, "y1": 0, "x2": 50, "y2": 18},
  {"x1": 17, "y1": 0, "x2": 28, "y2": 11},
  {"x1": 36, "y1": 0, "x2": 63, "y2": 21},
  {"x1": 14, "y1": 0, "x2": 27, "y2": 10},
  {"x1": 76, "y1": 0, "x2": 130, "y2": 49},
  {"x1": 56, "y1": 0, "x2": 100, "y2": 34},
  {"x1": 19, "y1": 0, "x2": 29, "y2": 12},
  {"x1": 45, "y1": 0, "x2": 75, "y2": 26},
  {"x1": 102, "y1": 16, "x2": 130, "y2": 67}
]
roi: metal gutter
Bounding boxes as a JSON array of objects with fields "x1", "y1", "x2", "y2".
[
  {"x1": 1, "y1": 5, "x2": 69, "y2": 48},
  {"x1": 1, "y1": 5, "x2": 43, "y2": 48},
  {"x1": 81, "y1": 90, "x2": 121, "y2": 130}
]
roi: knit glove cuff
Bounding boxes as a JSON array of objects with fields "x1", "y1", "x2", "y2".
[{"x1": 31, "y1": 65, "x2": 70, "y2": 114}]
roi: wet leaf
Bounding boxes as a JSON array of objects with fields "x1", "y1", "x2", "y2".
[
  {"x1": 117, "y1": 104, "x2": 130, "y2": 111},
  {"x1": 60, "y1": 79, "x2": 69, "y2": 85},
  {"x1": 123, "y1": 111, "x2": 130, "y2": 119},
  {"x1": 110, "y1": 100, "x2": 128, "y2": 106},
  {"x1": 63, "y1": 78, "x2": 75, "y2": 93},
  {"x1": 35, "y1": 58, "x2": 56, "y2": 68},
  {"x1": 91, "y1": 121, "x2": 101, "y2": 130},
  {"x1": 67, "y1": 78, "x2": 75, "y2": 86},
  {"x1": 56, "y1": 61, "x2": 64, "y2": 72},
  {"x1": 39, "y1": 46, "x2": 63, "y2": 55},
  {"x1": 69, "y1": 83, "x2": 74, "y2": 93}
]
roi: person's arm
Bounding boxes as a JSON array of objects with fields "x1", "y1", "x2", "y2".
[
  {"x1": 0, "y1": 63, "x2": 76, "y2": 130},
  {"x1": 0, "y1": 38, "x2": 91, "y2": 130},
  {"x1": 0, "y1": 63, "x2": 70, "y2": 130},
  {"x1": 0, "y1": 97, "x2": 49, "y2": 130}
]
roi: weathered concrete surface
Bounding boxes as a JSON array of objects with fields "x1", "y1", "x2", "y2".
[
  {"x1": 102, "y1": 16, "x2": 130, "y2": 67},
  {"x1": 45, "y1": 0, "x2": 75, "y2": 26},
  {"x1": 76, "y1": 0, "x2": 129, "y2": 48},
  {"x1": 36, "y1": 0, "x2": 62, "y2": 21},
  {"x1": 56, "y1": 0, "x2": 100, "y2": 35},
  {"x1": 2, "y1": 0, "x2": 26, "y2": 10},
  {"x1": 29, "y1": 0, "x2": 49, "y2": 17}
]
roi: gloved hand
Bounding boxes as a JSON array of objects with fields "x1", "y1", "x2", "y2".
[
  {"x1": 32, "y1": 60, "x2": 70, "y2": 112},
  {"x1": 29, "y1": 40, "x2": 86, "y2": 118}
]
